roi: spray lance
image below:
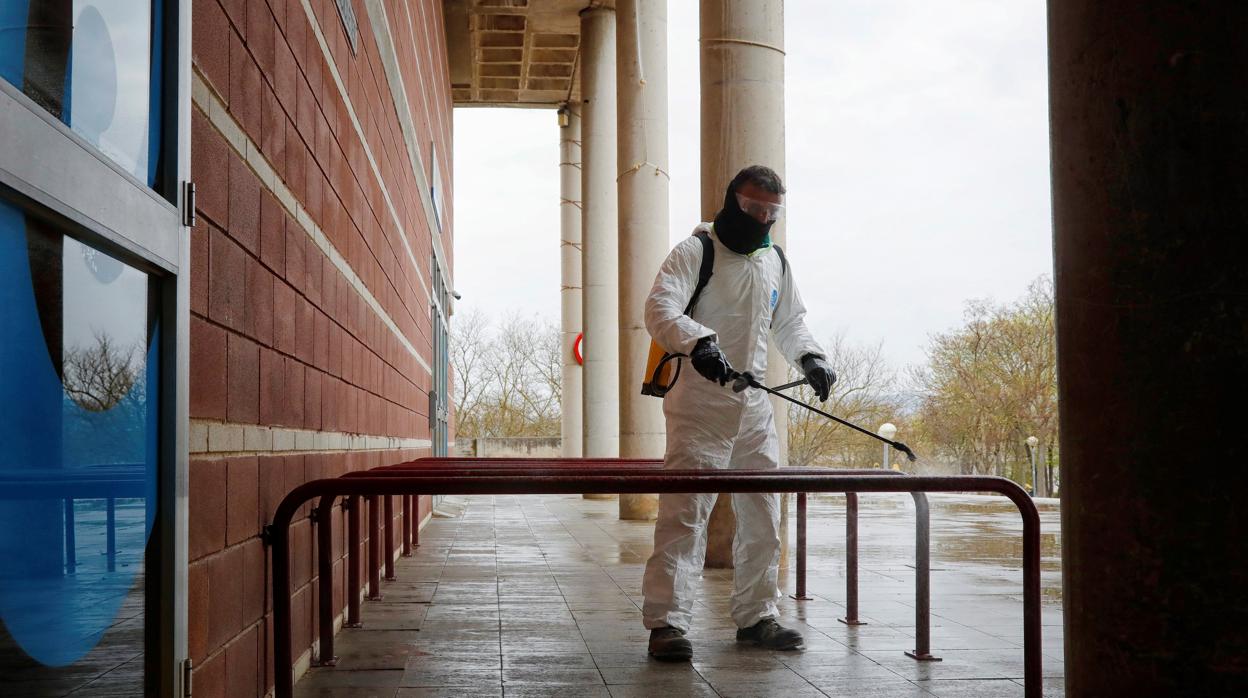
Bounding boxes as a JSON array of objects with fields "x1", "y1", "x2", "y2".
[{"x1": 728, "y1": 370, "x2": 918, "y2": 463}]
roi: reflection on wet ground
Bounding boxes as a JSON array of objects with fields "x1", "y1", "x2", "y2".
[
  {"x1": 0, "y1": 501, "x2": 147, "y2": 697},
  {"x1": 805, "y1": 493, "x2": 1063, "y2": 591},
  {"x1": 296, "y1": 493, "x2": 1064, "y2": 697},
  {"x1": 0, "y1": 580, "x2": 144, "y2": 697}
]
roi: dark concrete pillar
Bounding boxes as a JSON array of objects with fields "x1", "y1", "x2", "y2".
[{"x1": 1049, "y1": 3, "x2": 1248, "y2": 694}]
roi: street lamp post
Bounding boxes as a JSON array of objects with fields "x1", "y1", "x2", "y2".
[
  {"x1": 879, "y1": 423, "x2": 897, "y2": 470},
  {"x1": 1026, "y1": 436, "x2": 1039, "y2": 496}
]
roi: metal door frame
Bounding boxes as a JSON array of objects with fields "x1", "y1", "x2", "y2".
[{"x1": 429, "y1": 255, "x2": 452, "y2": 505}]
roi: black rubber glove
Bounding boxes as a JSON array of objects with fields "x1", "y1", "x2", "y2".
[
  {"x1": 801, "y1": 354, "x2": 837, "y2": 401},
  {"x1": 690, "y1": 336, "x2": 732, "y2": 386}
]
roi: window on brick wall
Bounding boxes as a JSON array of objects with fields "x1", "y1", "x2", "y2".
[{"x1": 429, "y1": 256, "x2": 450, "y2": 464}]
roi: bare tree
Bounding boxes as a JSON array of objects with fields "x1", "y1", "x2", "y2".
[
  {"x1": 61, "y1": 332, "x2": 150, "y2": 466},
  {"x1": 908, "y1": 276, "x2": 1058, "y2": 484},
  {"x1": 787, "y1": 334, "x2": 905, "y2": 469},
  {"x1": 451, "y1": 310, "x2": 562, "y2": 439},
  {"x1": 450, "y1": 309, "x2": 495, "y2": 438},
  {"x1": 63, "y1": 332, "x2": 139, "y2": 412}
]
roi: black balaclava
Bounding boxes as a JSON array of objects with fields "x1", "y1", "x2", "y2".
[{"x1": 713, "y1": 182, "x2": 774, "y2": 255}]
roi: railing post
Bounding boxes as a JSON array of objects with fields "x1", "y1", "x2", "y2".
[
  {"x1": 838, "y1": 492, "x2": 864, "y2": 625},
  {"x1": 790, "y1": 493, "x2": 812, "y2": 600},
  {"x1": 1021, "y1": 494, "x2": 1042, "y2": 697},
  {"x1": 314, "y1": 497, "x2": 337, "y2": 666},
  {"x1": 383, "y1": 495, "x2": 396, "y2": 581},
  {"x1": 367, "y1": 496, "x2": 382, "y2": 599},
  {"x1": 906, "y1": 493, "x2": 940, "y2": 661},
  {"x1": 273, "y1": 508, "x2": 293, "y2": 698},
  {"x1": 402, "y1": 495, "x2": 413, "y2": 556},
  {"x1": 106, "y1": 497, "x2": 116, "y2": 572},
  {"x1": 346, "y1": 496, "x2": 361, "y2": 627},
  {"x1": 63, "y1": 498, "x2": 76, "y2": 575}
]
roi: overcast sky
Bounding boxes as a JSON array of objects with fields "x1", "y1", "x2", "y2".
[{"x1": 451, "y1": 0, "x2": 1052, "y2": 372}]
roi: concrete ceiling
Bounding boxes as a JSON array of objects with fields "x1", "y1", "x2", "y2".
[{"x1": 444, "y1": 0, "x2": 614, "y2": 107}]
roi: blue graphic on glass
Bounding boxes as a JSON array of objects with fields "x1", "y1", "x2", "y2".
[
  {"x1": 0, "y1": 199, "x2": 158, "y2": 667},
  {"x1": 0, "y1": 0, "x2": 161, "y2": 186}
]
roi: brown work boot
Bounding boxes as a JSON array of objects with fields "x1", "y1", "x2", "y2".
[
  {"x1": 648, "y1": 626, "x2": 693, "y2": 662},
  {"x1": 736, "y1": 618, "x2": 804, "y2": 650}
]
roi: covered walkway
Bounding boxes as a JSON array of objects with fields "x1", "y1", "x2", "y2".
[{"x1": 294, "y1": 493, "x2": 1063, "y2": 697}]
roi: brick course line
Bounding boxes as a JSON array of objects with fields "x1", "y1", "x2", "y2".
[
  {"x1": 192, "y1": 72, "x2": 432, "y2": 375},
  {"x1": 398, "y1": 0, "x2": 451, "y2": 193},
  {"x1": 190, "y1": 418, "x2": 432, "y2": 457},
  {"x1": 363, "y1": 0, "x2": 452, "y2": 276},
  {"x1": 297, "y1": 0, "x2": 452, "y2": 304}
]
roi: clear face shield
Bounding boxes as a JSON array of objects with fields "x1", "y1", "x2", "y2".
[{"x1": 735, "y1": 192, "x2": 785, "y2": 224}]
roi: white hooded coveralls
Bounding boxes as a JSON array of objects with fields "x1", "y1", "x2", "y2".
[{"x1": 641, "y1": 223, "x2": 826, "y2": 631}]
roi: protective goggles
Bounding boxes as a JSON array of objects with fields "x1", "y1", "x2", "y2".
[{"x1": 735, "y1": 192, "x2": 785, "y2": 223}]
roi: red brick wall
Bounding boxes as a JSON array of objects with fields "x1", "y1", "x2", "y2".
[{"x1": 188, "y1": 1, "x2": 452, "y2": 695}]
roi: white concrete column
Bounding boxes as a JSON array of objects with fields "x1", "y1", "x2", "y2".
[
  {"x1": 699, "y1": 0, "x2": 787, "y2": 568},
  {"x1": 559, "y1": 104, "x2": 584, "y2": 460},
  {"x1": 616, "y1": 0, "x2": 668, "y2": 521},
  {"x1": 580, "y1": 7, "x2": 619, "y2": 499}
]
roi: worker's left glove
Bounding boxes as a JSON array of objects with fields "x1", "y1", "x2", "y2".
[{"x1": 801, "y1": 354, "x2": 837, "y2": 401}]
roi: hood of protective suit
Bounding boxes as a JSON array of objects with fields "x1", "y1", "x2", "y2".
[{"x1": 713, "y1": 183, "x2": 774, "y2": 255}]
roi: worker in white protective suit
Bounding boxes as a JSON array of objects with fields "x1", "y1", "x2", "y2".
[{"x1": 642, "y1": 165, "x2": 838, "y2": 661}]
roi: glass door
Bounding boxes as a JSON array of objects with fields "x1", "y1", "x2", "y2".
[
  {"x1": 430, "y1": 256, "x2": 450, "y2": 508},
  {"x1": 0, "y1": 0, "x2": 188, "y2": 694}
]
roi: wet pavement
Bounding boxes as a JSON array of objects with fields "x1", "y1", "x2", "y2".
[{"x1": 295, "y1": 492, "x2": 1064, "y2": 697}]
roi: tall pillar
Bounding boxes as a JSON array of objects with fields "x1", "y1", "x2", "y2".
[
  {"x1": 616, "y1": 0, "x2": 667, "y2": 521},
  {"x1": 1050, "y1": 2, "x2": 1248, "y2": 695},
  {"x1": 580, "y1": 7, "x2": 619, "y2": 499},
  {"x1": 699, "y1": 0, "x2": 786, "y2": 568},
  {"x1": 559, "y1": 104, "x2": 583, "y2": 460}
]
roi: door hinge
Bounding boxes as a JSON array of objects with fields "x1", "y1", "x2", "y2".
[
  {"x1": 182, "y1": 658, "x2": 193, "y2": 697},
  {"x1": 181, "y1": 181, "x2": 197, "y2": 227}
]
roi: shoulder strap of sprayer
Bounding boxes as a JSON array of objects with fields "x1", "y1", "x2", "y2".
[
  {"x1": 642, "y1": 233, "x2": 715, "y2": 398},
  {"x1": 685, "y1": 232, "x2": 788, "y2": 316},
  {"x1": 646, "y1": 232, "x2": 788, "y2": 398},
  {"x1": 684, "y1": 231, "x2": 715, "y2": 315}
]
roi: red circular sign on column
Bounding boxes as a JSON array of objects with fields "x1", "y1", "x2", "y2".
[{"x1": 573, "y1": 332, "x2": 584, "y2": 365}]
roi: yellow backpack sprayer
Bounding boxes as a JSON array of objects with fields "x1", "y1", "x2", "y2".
[{"x1": 641, "y1": 230, "x2": 787, "y2": 397}]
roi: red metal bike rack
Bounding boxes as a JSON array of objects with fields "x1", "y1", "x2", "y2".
[{"x1": 271, "y1": 469, "x2": 1041, "y2": 698}]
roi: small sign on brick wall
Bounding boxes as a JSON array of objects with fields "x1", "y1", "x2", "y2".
[{"x1": 336, "y1": 0, "x2": 360, "y2": 54}]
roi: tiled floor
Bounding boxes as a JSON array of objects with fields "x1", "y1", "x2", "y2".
[{"x1": 295, "y1": 493, "x2": 1064, "y2": 697}]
